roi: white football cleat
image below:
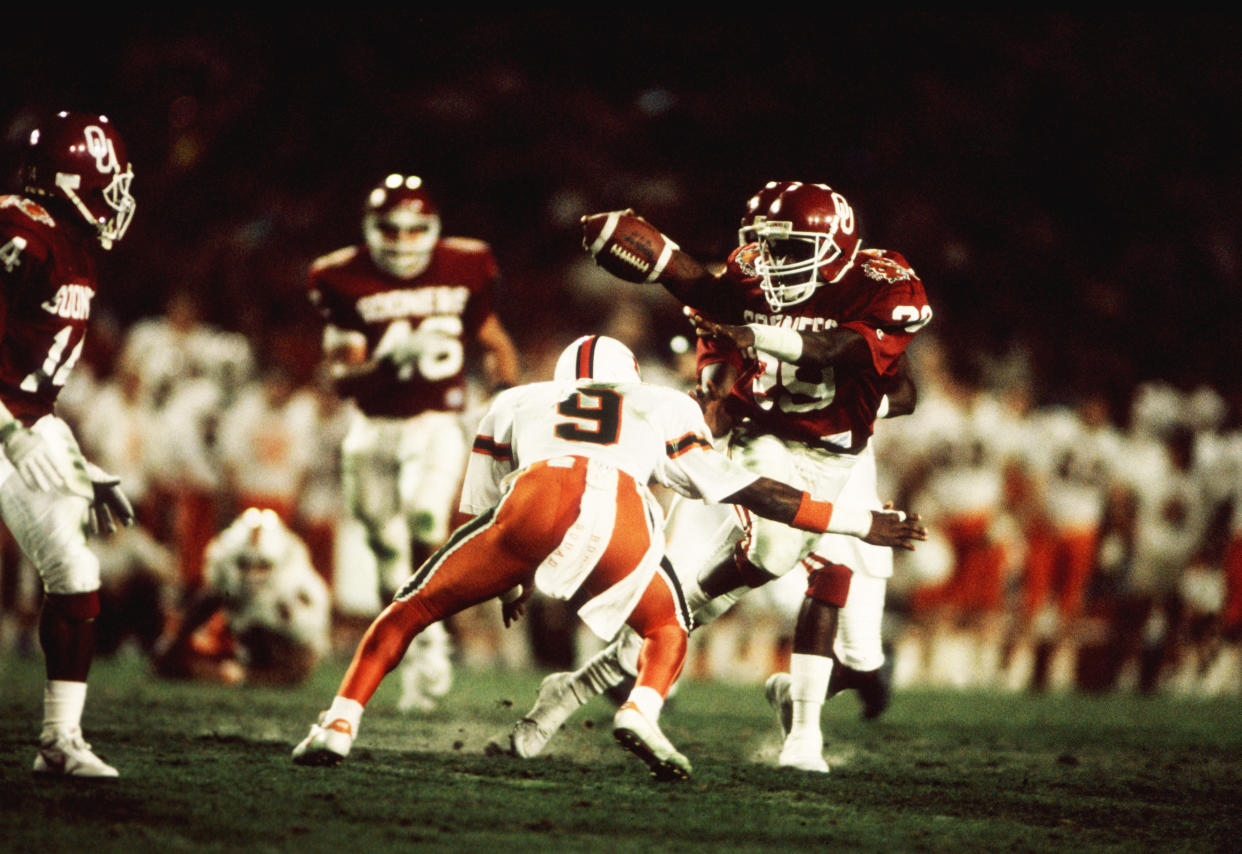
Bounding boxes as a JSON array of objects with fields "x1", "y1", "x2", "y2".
[
  {"x1": 612, "y1": 702, "x2": 691, "y2": 782},
  {"x1": 764, "y1": 672, "x2": 793, "y2": 739},
  {"x1": 507, "y1": 671, "x2": 582, "y2": 758},
  {"x1": 33, "y1": 729, "x2": 118, "y2": 778},
  {"x1": 777, "y1": 733, "x2": 829, "y2": 774},
  {"x1": 291, "y1": 714, "x2": 354, "y2": 766}
]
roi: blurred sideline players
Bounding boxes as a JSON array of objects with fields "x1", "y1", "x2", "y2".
[
  {"x1": 291, "y1": 335, "x2": 924, "y2": 780},
  {"x1": 510, "y1": 182, "x2": 930, "y2": 773},
  {"x1": 0, "y1": 110, "x2": 138, "y2": 777},
  {"x1": 306, "y1": 173, "x2": 519, "y2": 711},
  {"x1": 154, "y1": 507, "x2": 330, "y2": 685}
]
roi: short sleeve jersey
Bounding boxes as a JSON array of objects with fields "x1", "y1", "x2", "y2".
[
  {"x1": 697, "y1": 247, "x2": 931, "y2": 453},
  {"x1": 0, "y1": 195, "x2": 97, "y2": 424},
  {"x1": 307, "y1": 237, "x2": 499, "y2": 418},
  {"x1": 460, "y1": 380, "x2": 758, "y2": 515}
]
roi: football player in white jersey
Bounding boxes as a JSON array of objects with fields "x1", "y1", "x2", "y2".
[
  {"x1": 153, "y1": 508, "x2": 331, "y2": 685},
  {"x1": 293, "y1": 335, "x2": 924, "y2": 780}
]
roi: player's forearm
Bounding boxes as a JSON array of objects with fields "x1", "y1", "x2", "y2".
[
  {"x1": 656, "y1": 249, "x2": 716, "y2": 305},
  {"x1": 747, "y1": 324, "x2": 871, "y2": 369},
  {"x1": 725, "y1": 476, "x2": 871, "y2": 537}
]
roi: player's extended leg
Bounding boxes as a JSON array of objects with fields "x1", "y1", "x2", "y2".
[
  {"x1": 765, "y1": 561, "x2": 850, "y2": 774},
  {"x1": 611, "y1": 566, "x2": 692, "y2": 780},
  {"x1": 395, "y1": 414, "x2": 466, "y2": 712},
  {"x1": 0, "y1": 468, "x2": 118, "y2": 778},
  {"x1": 294, "y1": 464, "x2": 581, "y2": 766}
]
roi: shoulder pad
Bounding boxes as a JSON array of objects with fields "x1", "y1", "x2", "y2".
[
  {"x1": 858, "y1": 248, "x2": 918, "y2": 283},
  {"x1": 0, "y1": 195, "x2": 57, "y2": 229},
  {"x1": 438, "y1": 236, "x2": 492, "y2": 255},
  {"x1": 309, "y1": 245, "x2": 360, "y2": 274}
]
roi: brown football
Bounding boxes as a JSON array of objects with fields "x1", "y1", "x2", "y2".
[{"x1": 581, "y1": 210, "x2": 677, "y2": 283}]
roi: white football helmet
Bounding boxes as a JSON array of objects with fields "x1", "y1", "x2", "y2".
[
  {"x1": 363, "y1": 173, "x2": 440, "y2": 279},
  {"x1": 553, "y1": 335, "x2": 641, "y2": 384}
]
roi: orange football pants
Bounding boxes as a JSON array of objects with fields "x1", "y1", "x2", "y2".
[{"x1": 336, "y1": 457, "x2": 687, "y2": 706}]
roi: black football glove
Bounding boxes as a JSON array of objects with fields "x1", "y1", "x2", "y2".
[{"x1": 84, "y1": 461, "x2": 136, "y2": 536}]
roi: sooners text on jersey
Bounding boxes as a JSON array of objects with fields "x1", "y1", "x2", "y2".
[
  {"x1": 700, "y1": 247, "x2": 931, "y2": 453},
  {"x1": 0, "y1": 195, "x2": 97, "y2": 424},
  {"x1": 308, "y1": 237, "x2": 498, "y2": 418}
]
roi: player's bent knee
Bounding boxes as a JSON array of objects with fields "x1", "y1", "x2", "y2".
[
  {"x1": 40, "y1": 547, "x2": 101, "y2": 599},
  {"x1": 806, "y1": 562, "x2": 852, "y2": 608}
]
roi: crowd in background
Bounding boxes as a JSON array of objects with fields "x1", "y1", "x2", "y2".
[{"x1": 0, "y1": 14, "x2": 1240, "y2": 697}]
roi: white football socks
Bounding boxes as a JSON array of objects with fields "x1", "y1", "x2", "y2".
[
  {"x1": 787, "y1": 653, "x2": 833, "y2": 745},
  {"x1": 43, "y1": 680, "x2": 87, "y2": 738}
]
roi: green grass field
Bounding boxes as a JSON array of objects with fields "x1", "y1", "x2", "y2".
[{"x1": 2, "y1": 651, "x2": 1239, "y2": 853}]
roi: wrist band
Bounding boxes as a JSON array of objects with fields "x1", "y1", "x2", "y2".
[
  {"x1": 827, "y1": 507, "x2": 872, "y2": 538},
  {"x1": 748, "y1": 324, "x2": 804, "y2": 362},
  {"x1": 792, "y1": 493, "x2": 834, "y2": 533},
  {"x1": 0, "y1": 419, "x2": 20, "y2": 443}
]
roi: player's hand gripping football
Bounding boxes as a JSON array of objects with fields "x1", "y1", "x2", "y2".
[
  {"x1": 580, "y1": 210, "x2": 707, "y2": 285},
  {"x1": 862, "y1": 504, "x2": 927, "y2": 551}
]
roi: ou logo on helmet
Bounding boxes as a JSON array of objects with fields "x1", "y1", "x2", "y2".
[{"x1": 83, "y1": 125, "x2": 122, "y2": 176}]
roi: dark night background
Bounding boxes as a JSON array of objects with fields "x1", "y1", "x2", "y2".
[{"x1": 4, "y1": 12, "x2": 1240, "y2": 421}]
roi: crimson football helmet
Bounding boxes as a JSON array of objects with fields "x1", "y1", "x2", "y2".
[
  {"x1": 20, "y1": 111, "x2": 135, "y2": 249},
  {"x1": 363, "y1": 173, "x2": 441, "y2": 278},
  {"x1": 749, "y1": 182, "x2": 861, "y2": 310},
  {"x1": 554, "y1": 335, "x2": 641, "y2": 384},
  {"x1": 737, "y1": 180, "x2": 795, "y2": 245}
]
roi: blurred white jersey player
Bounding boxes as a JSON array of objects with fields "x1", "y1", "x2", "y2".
[{"x1": 156, "y1": 508, "x2": 330, "y2": 686}]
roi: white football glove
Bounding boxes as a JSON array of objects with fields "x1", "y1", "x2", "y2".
[
  {"x1": 83, "y1": 461, "x2": 136, "y2": 536},
  {"x1": 2, "y1": 424, "x2": 67, "y2": 492}
]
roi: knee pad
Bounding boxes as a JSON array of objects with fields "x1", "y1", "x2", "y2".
[
  {"x1": 805, "y1": 559, "x2": 852, "y2": 608},
  {"x1": 45, "y1": 590, "x2": 101, "y2": 621}
]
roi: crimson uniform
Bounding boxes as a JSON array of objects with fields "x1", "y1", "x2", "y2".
[
  {"x1": 307, "y1": 236, "x2": 500, "y2": 593},
  {"x1": 307, "y1": 238, "x2": 498, "y2": 418},
  {"x1": 2, "y1": 111, "x2": 136, "y2": 778},
  {"x1": 307, "y1": 174, "x2": 517, "y2": 713}
]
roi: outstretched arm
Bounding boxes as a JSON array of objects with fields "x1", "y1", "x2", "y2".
[
  {"x1": 723, "y1": 476, "x2": 926, "y2": 550},
  {"x1": 686, "y1": 309, "x2": 874, "y2": 370}
]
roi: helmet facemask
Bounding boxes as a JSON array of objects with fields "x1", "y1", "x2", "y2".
[
  {"x1": 364, "y1": 205, "x2": 440, "y2": 278},
  {"x1": 754, "y1": 217, "x2": 860, "y2": 311}
]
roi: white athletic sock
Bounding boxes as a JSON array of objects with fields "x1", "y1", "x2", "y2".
[
  {"x1": 43, "y1": 680, "x2": 87, "y2": 738},
  {"x1": 626, "y1": 685, "x2": 664, "y2": 723},
  {"x1": 573, "y1": 642, "x2": 628, "y2": 699},
  {"x1": 325, "y1": 696, "x2": 365, "y2": 733},
  {"x1": 787, "y1": 653, "x2": 833, "y2": 743},
  {"x1": 691, "y1": 586, "x2": 747, "y2": 628}
]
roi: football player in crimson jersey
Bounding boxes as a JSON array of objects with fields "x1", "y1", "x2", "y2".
[
  {"x1": 292, "y1": 335, "x2": 924, "y2": 780},
  {"x1": 307, "y1": 174, "x2": 519, "y2": 712},
  {"x1": 510, "y1": 182, "x2": 930, "y2": 773},
  {"x1": 0, "y1": 110, "x2": 137, "y2": 777}
]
